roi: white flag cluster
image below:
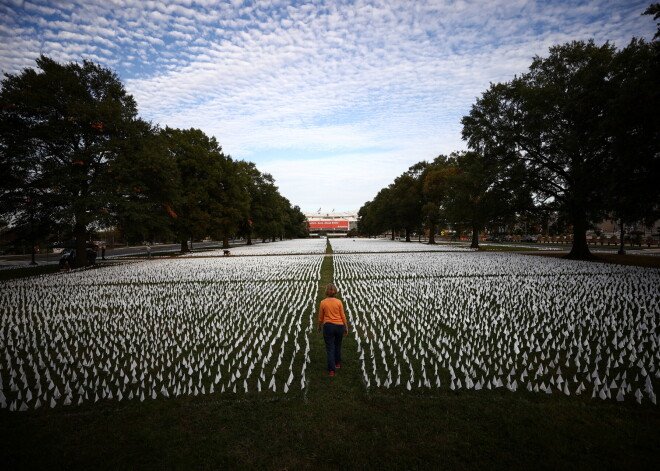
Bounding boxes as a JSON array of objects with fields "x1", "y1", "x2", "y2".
[
  {"x1": 330, "y1": 238, "x2": 474, "y2": 254},
  {"x1": 0, "y1": 255, "x2": 321, "y2": 411},
  {"x1": 334, "y1": 250, "x2": 659, "y2": 405},
  {"x1": 184, "y1": 238, "x2": 328, "y2": 257}
]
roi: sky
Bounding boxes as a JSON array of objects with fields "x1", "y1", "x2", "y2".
[{"x1": 0, "y1": 0, "x2": 655, "y2": 212}]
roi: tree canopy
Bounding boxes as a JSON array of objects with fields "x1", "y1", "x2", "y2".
[
  {"x1": 461, "y1": 39, "x2": 659, "y2": 258},
  {"x1": 360, "y1": 19, "x2": 658, "y2": 258},
  {"x1": 0, "y1": 56, "x2": 153, "y2": 266},
  {"x1": 0, "y1": 56, "x2": 307, "y2": 262}
]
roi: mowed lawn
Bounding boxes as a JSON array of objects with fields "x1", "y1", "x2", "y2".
[{"x1": 1, "y1": 245, "x2": 659, "y2": 470}]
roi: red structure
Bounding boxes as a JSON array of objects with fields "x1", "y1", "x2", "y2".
[{"x1": 308, "y1": 220, "x2": 350, "y2": 230}]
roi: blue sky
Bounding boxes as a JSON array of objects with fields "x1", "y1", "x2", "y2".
[{"x1": 0, "y1": 0, "x2": 655, "y2": 212}]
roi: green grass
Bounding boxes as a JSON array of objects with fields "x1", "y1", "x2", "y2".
[
  {"x1": 0, "y1": 264, "x2": 60, "y2": 281},
  {"x1": 1, "y1": 379, "x2": 658, "y2": 470},
  {"x1": 478, "y1": 245, "x2": 540, "y2": 252},
  {"x1": 1, "y1": 245, "x2": 659, "y2": 469}
]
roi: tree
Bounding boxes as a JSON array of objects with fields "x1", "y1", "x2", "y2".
[
  {"x1": 605, "y1": 38, "x2": 660, "y2": 254},
  {"x1": 390, "y1": 172, "x2": 423, "y2": 242},
  {"x1": 358, "y1": 186, "x2": 396, "y2": 238},
  {"x1": 111, "y1": 120, "x2": 180, "y2": 245},
  {"x1": 237, "y1": 162, "x2": 281, "y2": 244},
  {"x1": 420, "y1": 155, "x2": 452, "y2": 244},
  {"x1": 439, "y1": 152, "x2": 528, "y2": 249},
  {"x1": 0, "y1": 55, "x2": 159, "y2": 267},
  {"x1": 357, "y1": 200, "x2": 376, "y2": 236},
  {"x1": 643, "y1": 3, "x2": 660, "y2": 39},
  {"x1": 161, "y1": 127, "x2": 240, "y2": 252},
  {"x1": 462, "y1": 41, "x2": 621, "y2": 259},
  {"x1": 208, "y1": 158, "x2": 249, "y2": 249},
  {"x1": 284, "y1": 204, "x2": 308, "y2": 239},
  {"x1": 463, "y1": 37, "x2": 660, "y2": 259}
]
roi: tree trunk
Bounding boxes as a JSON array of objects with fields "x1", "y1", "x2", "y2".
[
  {"x1": 222, "y1": 236, "x2": 229, "y2": 249},
  {"x1": 566, "y1": 214, "x2": 593, "y2": 260},
  {"x1": 74, "y1": 222, "x2": 88, "y2": 268},
  {"x1": 470, "y1": 223, "x2": 480, "y2": 249},
  {"x1": 29, "y1": 216, "x2": 37, "y2": 266},
  {"x1": 246, "y1": 228, "x2": 252, "y2": 245},
  {"x1": 180, "y1": 235, "x2": 189, "y2": 253},
  {"x1": 271, "y1": 235, "x2": 276, "y2": 242},
  {"x1": 405, "y1": 228, "x2": 411, "y2": 242},
  {"x1": 617, "y1": 219, "x2": 626, "y2": 255},
  {"x1": 428, "y1": 222, "x2": 436, "y2": 244},
  {"x1": 391, "y1": 228, "x2": 395, "y2": 241},
  {"x1": 262, "y1": 237, "x2": 267, "y2": 243}
]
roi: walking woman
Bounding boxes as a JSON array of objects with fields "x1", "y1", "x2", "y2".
[{"x1": 318, "y1": 283, "x2": 348, "y2": 376}]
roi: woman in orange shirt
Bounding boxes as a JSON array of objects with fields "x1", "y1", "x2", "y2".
[{"x1": 318, "y1": 283, "x2": 348, "y2": 376}]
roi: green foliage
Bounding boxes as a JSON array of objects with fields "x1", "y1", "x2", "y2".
[
  {"x1": 358, "y1": 187, "x2": 396, "y2": 237},
  {"x1": 112, "y1": 120, "x2": 180, "y2": 243},
  {"x1": 0, "y1": 55, "x2": 167, "y2": 266},
  {"x1": 643, "y1": 3, "x2": 660, "y2": 39},
  {"x1": 285, "y1": 204, "x2": 309, "y2": 239},
  {"x1": 159, "y1": 127, "x2": 251, "y2": 251},
  {"x1": 390, "y1": 172, "x2": 423, "y2": 241},
  {"x1": 1, "y1": 56, "x2": 306, "y2": 258},
  {"x1": 441, "y1": 151, "x2": 529, "y2": 248},
  {"x1": 419, "y1": 155, "x2": 451, "y2": 243},
  {"x1": 605, "y1": 38, "x2": 660, "y2": 231},
  {"x1": 237, "y1": 162, "x2": 285, "y2": 243},
  {"x1": 359, "y1": 153, "x2": 530, "y2": 246},
  {"x1": 461, "y1": 39, "x2": 659, "y2": 259}
]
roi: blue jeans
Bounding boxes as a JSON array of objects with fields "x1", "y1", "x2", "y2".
[{"x1": 323, "y1": 323, "x2": 344, "y2": 372}]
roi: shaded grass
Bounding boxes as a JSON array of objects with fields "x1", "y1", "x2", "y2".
[
  {"x1": 527, "y1": 251, "x2": 660, "y2": 269},
  {"x1": 1, "y1": 244, "x2": 659, "y2": 469},
  {"x1": 478, "y1": 245, "x2": 540, "y2": 252},
  {"x1": 0, "y1": 264, "x2": 61, "y2": 281},
  {"x1": 1, "y1": 388, "x2": 658, "y2": 470}
]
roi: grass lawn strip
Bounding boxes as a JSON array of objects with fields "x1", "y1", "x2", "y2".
[{"x1": 0, "y1": 241, "x2": 659, "y2": 469}]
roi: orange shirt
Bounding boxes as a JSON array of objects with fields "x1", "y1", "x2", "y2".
[{"x1": 318, "y1": 297, "x2": 347, "y2": 326}]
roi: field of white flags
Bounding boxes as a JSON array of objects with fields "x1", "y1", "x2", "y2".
[
  {"x1": 333, "y1": 251, "x2": 660, "y2": 405},
  {"x1": 330, "y1": 238, "x2": 474, "y2": 253},
  {"x1": 184, "y1": 238, "x2": 328, "y2": 256},
  {"x1": 0, "y1": 255, "x2": 322, "y2": 411}
]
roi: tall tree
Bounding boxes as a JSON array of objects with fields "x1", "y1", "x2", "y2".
[
  {"x1": 160, "y1": 127, "x2": 237, "y2": 253},
  {"x1": 420, "y1": 155, "x2": 452, "y2": 244},
  {"x1": 209, "y1": 157, "x2": 249, "y2": 249},
  {"x1": 643, "y1": 3, "x2": 660, "y2": 39},
  {"x1": 357, "y1": 200, "x2": 377, "y2": 236},
  {"x1": 442, "y1": 152, "x2": 529, "y2": 249},
  {"x1": 284, "y1": 204, "x2": 308, "y2": 238},
  {"x1": 0, "y1": 55, "x2": 156, "y2": 266},
  {"x1": 462, "y1": 41, "x2": 621, "y2": 259},
  {"x1": 238, "y1": 163, "x2": 281, "y2": 244},
  {"x1": 390, "y1": 173, "x2": 423, "y2": 242},
  {"x1": 606, "y1": 37, "x2": 660, "y2": 254},
  {"x1": 112, "y1": 120, "x2": 180, "y2": 244},
  {"x1": 367, "y1": 186, "x2": 397, "y2": 239}
]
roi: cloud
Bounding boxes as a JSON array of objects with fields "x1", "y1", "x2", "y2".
[{"x1": 1, "y1": 0, "x2": 656, "y2": 209}]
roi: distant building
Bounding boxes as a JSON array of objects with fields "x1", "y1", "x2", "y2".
[
  {"x1": 593, "y1": 218, "x2": 660, "y2": 237},
  {"x1": 304, "y1": 210, "x2": 359, "y2": 237}
]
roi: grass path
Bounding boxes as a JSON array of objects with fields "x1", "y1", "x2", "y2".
[{"x1": 307, "y1": 240, "x2": 366, "y2": 403}]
